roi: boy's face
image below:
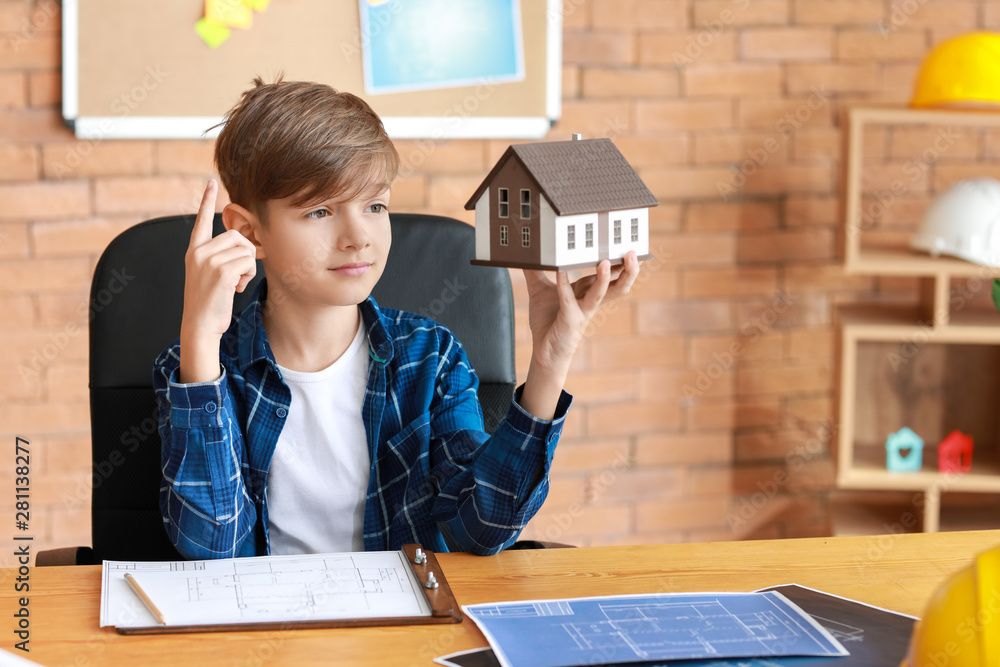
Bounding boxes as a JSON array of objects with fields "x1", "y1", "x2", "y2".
[{"x1": 251, "y1": 188, "x2": 392, "y2": 309}]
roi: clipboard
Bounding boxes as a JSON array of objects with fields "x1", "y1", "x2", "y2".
[{"x1": 104, "y1": 544, "x2": 461, "y2": 635}]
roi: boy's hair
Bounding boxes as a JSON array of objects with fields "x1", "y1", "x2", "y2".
[{"x1": 214, "y1": 76, "x2": 399, "y2": 223}]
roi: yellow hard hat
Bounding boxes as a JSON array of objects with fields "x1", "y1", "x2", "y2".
[
  {"x1": 911, "y1": 32, "x2": 1000, "y2": 108},
  {"x1": 900, "y1": 544, "x2": 1000, "y2": 667}
]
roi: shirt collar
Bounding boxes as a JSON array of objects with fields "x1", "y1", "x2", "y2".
[{"x1": 235, "y1": 280, "x2": 395, "y2": 372}]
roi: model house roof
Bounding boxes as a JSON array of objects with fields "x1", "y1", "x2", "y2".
[{"x1": 465, "y1": 138, "x2": 659, "y2": 216}]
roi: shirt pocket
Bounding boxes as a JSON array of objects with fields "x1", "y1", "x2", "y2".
[{"x1": 379, "y1": 412, "x2": 437, "y2": 522}]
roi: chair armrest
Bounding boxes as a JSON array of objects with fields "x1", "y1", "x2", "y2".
[{"x1": 35, "y1": 546, "x2": 95, "y2": 567}]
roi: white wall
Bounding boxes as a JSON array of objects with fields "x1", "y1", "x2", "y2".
[
  {"x1": 605, "y1": 207, "x2": 649, "y2": 260},
  {"x1": 474, "y1": 190, "x2": 491, "y2": 262}
]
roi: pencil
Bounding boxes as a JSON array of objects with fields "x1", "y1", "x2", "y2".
[{"x1": 124, "y1": 573, "x2": 166, "y2": 625}]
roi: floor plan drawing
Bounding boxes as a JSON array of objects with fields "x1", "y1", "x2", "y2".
[{"x1": 464, "y1": 592, "x2": 847, "y2": 667}]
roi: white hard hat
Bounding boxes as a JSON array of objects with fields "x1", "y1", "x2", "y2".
[{"x1": 911, "y1": 177, "x2": 1000, "y2": 267}]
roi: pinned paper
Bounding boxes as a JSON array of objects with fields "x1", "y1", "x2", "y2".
[
  {"x1": 245, "y1": 0, "x2": 271, "y2": 10},
  {"x1": 205, "y1": 0, "x2": 253, "y2": 29},
  {"x1": 195, "y1": 17, "x2": 231, "y2": 49}
]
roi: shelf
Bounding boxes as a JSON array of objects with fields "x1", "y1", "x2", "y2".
[
  {"x1": 838, "y1": 304, "x2": 1000, "y2": 342},
  {"x1": 838, "y1": 462, "x2": 1000, "y2": 494},
  {"x1": 846, "y1": 245, "x2": 1000, "y2": 278}
]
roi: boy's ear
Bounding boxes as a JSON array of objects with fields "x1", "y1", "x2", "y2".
[{"x1": 222, "y1": 203, "x2": 266, "y2": 259}]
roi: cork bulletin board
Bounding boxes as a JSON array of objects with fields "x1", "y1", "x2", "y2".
[{"x1": 62, "y1": 0, "x2": 561, "y2": 139}]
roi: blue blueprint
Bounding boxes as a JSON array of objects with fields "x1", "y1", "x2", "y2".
[{"x1": 463, "y1": 592, "x2": 847, "y2": 667}]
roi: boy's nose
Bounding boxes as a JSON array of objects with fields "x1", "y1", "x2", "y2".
[{"x1": 338, "y1": 214, "x2": 371, "y2": 249}]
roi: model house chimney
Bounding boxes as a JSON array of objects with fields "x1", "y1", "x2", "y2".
[{"x1": 572, "y1": 133, "x2": 582, "y2": 140}]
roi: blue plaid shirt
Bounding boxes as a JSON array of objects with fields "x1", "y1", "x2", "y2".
[{"x1": 154, "y1": 281, "x2": 571, "y2": 559}]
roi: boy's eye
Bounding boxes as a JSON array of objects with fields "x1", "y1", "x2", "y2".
[
  {"x1": 306, "y1": 209, "x2": 329, "y2": 219},
  {"x1": 368, "y1": 203, "x2": 387, "y2": 214}
]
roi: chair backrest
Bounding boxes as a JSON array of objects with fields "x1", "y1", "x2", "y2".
[{"x1": 88, "y1": 213, "x2": 515, "y2": 562}]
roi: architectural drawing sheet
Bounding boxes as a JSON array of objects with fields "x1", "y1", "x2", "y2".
[
  {"x1": 463, "y1": 592, "x2": 847, "y2": 667},
  {"x1": 100, "y1": 551, "x2": 431, "y2": 629}
]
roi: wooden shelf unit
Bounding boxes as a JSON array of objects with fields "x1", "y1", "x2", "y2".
[{"x1": 837, "y1": 106, "x2": 1000, "y2": 533}]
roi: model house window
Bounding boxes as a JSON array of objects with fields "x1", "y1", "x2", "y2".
[
  {"x1": 567, "y1": 225, "x2": 576, "y2": 250},
  {"x1": 520, "y1": 189, "x2": 531, "y2": 219},
  {"x1": 585, "y1": 223, "x2": 594, "y2": 248},
  {"x1": 631, "y1": 218, "x2": 639, "y2": 243},
  {"x1": 613, "y1": 219, "x2": 622, "y2": 244},
  {"x1": 500, "y1": 225, "x2": 509, "y2": 246},
  {"x1": 498, "y1": 188, "x2": 509, "y2": 218},
  {"x1": 522, "y1": 226, "x2": 531, "y2": 247}
]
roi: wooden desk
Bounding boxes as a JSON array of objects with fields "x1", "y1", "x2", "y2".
[{"x1": 8, "y1": 530, "x2": 1000, "y2": 666}]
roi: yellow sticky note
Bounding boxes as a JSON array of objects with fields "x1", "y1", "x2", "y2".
[
  {"x1": 195, "y1": 17, "x2": 231, "y2": 48},
  {"x1": 244, "y1": 0, "x2": 270, "y2": 11},
  {"x1": 206, "y1": 0, "x2": 253, "y2": 29}
]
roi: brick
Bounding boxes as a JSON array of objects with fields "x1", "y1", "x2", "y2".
[
  {"x1": 0, "y1": 71, "x2": 26, "y2": 108},
  {"x1": 636, "y1": 100, "x2": 733, "y2": 131},
  {"x1": 689, "y1": 331, "x2": 784, "y2": 365},
  {"x1": 792, "y1": 127, "x2": 840, "y2": 162},
  {"x1": 31, "y1": 217, "x2": 135, "y2": 257},
  {"x1": 879, "y1": 63, "x2": 921, "y2": 96},
  {"x1": 11, "y1": 0, "x2": 61, "y2": 35},
  {"x1": 550, "y1": 439, "x2": 631, "y2": 475},
  {"x1": 740, "y1": 28, "x2": 833, "y2": 60},
  {"x1": 395, "y1": 139, "x2": 485, "y2": 175},
  {"x1": 0, "y1": 143, "x2": 38, "y2": 180},
  {"x1": 615, "y1": 133, "x2": 689, "y2": 167},
  {"x1": 688, "y1": 398, "x2": 740, "y2": 430},
  {"x1": 427, "y1": 174, "x2": 484, "y2": 214},
  {"x1": 793, "y1": 0, "x2": 883, "y2": 25},
  {"x1": 737, "y1": 96, "x2": 834, "y2": 130},
  {"x1": 43, "y1": 141, "x2": 155, "y2": 179},
  {"x1": 388, "y1": 174, "x2": 427, "y2": 210},
  {"x1": 653, "y1": 232, "x2": 736, "y2": 266},
  {"x1": 593, "y1": 468, "x2": 687, "y2": 504},
  {"x1": 641, "y1": 166, "x2": 739, "y2": 199},
  {"x1": 93, "y1": 176, "x2": 213, "y2": 216},
  {"x1": 684, "y1": 64, "x2": 782, "y2": 97},
  {"x1": 934, "y1": 163, "x2": 1000, "y2": 194},
  {"x1": 0, "y1": 2, "x2": 29, "y2": 32},
  {"x1": 155, "y1": 140, "x2": 216, "y2": 175},
  {"x1": 556, "y1": 99, "x2": 632, "y2": 136},
  {"x1": 0, "y1": 221, "x2": 28, "y2": 258},
  {"x1": 562, "y1": 64, "x2": 580, "y2": 100},
  {"x1": 649, "y1": 204, "x2": 683, "y2": 234},
  {"x1": 692, "y1": 131, "x2": 791, "y2": 165},
  {"x1": 786, "y1": 63, "x2": 881, "y2": 93},
  {"x1": 28, "y1": 68, "x2": 58, "y2": 107},
  {"x1": 785, "y1": 263, "x2": 873, "y2": 292},
  {"x1": 47, "y1": 361, "x2": 88, "y2": 402},
  {"x1": 738, "y1": 361, "x2": 832, "y2": 396},
  {"x1": 32, "y1": 433, "x2": 90, "y2": 474},
  {"x1": 0, "y1": 34, "x2": 60, "y2": 70},
  {"x1": 738, "y1": 229, "x2": 835, "y2": 263},
  {"x1": 576, "y1": 302, "x2": 636, "y2": 339},
  {"x1": 563, "y1": 31, "x2": 636, "y2": 66},
  {"x1": 735, "y1": 397, "x2": 783, "y2": 428},
  {"x1": 885, "y1": 1, "x2": 978, "y2": 29},
  {"x1": 640, "y1": 367, "x2": 733, "y2": 401},
  {"x1": 682, "y1": 267, "x2": 779, "y2": 298},
  {"x1": 889, "y1": 126, "x2": 979, "y2": 162},
  {"x1": 635, "y1": 497, "x2": 730, "y2": 532},
  {"x1": 587, "y1": 334, "x2": 685, "y2": 370},
  {"x1": 685, "y1": 201, "x2": 779, "y2": 232},
  {"x1": 0, "y1": 401, "x2": 89, "y2": 434},
  {"x1": 786, "y1": 396, "x2": 833, "y2": 423},
  {"x1": 587, "y1": 401, "x2": 682, "y2": 436},
  {"x1": 0, "y1": 181, "x2": 90, "y2": 221},
  {"x1": 837, "y1": 28, "x2": 927, "y2": 60},
  {"x1": 582, "y1": 68, "x2": 679, "y2": 99},
  {"x1": 785, "y1": 194, "x2": 837, "y2": 227},
  {"x1": 638, "y1": 300, "x2": 733, "y2": 334},
  {"x1": 634, "y1": 433, "x2": 732, "y2": 467},
  {"x1": 528, "y1": 503, "x2": 633, "y2": 543},
  {"x1": 0, "y1": 260, "x2": 89, "y2": 296},
  {"x1": 0, "y1": 362, "x2": 43, "y2": 401},
  {"x1": 561, "y1": 0, "x2": 591, "y2": 29},
  {"x1": 0, "y1": 108, "x2": 74, "y2": 141},
  {"x1": 592, "y1": 0, "x2": 686, "y2": 30},
  {"x1": 693, "y1": 0, "x2": 791, "y2": 26},
  {"x1": 0, "y1": 295, "x2": 33, "y2": 329},
  {"x1": 639, "y1": 31, "x2": 737, "y2": 67},
  {"x1": 728, "y1": 164, "x2": 834, "y2": 199},
  {"x1": 564, "y1": 369, "x2": 636, "y2": 404}
]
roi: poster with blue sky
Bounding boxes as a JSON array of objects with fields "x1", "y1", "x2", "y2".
[{"x1": 360, "y1": 0, "x2": 525, "y2": 94}]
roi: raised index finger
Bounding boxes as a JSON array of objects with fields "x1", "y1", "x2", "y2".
[{"x1": 188, "y1": 179, "x2": 218, "y2": 249}]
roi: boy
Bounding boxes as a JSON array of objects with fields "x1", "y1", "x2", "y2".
[{"x1": 154, "y1": 78, "x2": 639, "y2": 559}]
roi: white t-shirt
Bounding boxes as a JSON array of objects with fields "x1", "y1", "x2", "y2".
[{"x1": 267, "y1": 319, "x2": 370, "y2": 554}]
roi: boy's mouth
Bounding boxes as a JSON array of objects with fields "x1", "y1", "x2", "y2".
[{"x1": 330, "y1": 262, "x2": 371, "y2": 277}]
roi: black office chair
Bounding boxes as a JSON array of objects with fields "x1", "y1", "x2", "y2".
[{"x1": 36, "y1": 212, "x2": 519, "y2": 565}]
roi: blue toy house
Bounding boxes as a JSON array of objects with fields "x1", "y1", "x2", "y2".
[{"x1": 886, "y1": 427, "x2": 924, "y2": 473}]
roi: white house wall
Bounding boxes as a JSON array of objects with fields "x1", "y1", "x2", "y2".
[
  {"x1": 605, "y1": 207, "x2": 649, "y2": 260},
  {"x1": 474, "y1": 190, "x2": 490, "y2": 262},
  {"x1": 551, "y1": 209, "x2": 600, "y2": 267}
]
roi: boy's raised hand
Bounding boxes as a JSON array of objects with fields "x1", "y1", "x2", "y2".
[
  {"x1": 178, "y1": 180, "x2": 257, "y2": 384},
  {"x1": 519, "y1": 251, "x2": 640, "y2": 420}
]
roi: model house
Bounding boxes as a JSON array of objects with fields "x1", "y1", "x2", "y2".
[
  {"x1": 937, "y1": 430, "x2": 974, "y2": 474},
  {"x1": 465, "y1": 136, "x2": 659, "y2": 270},
  {"x1": 885, "y1": 427, "x2": 924, "y2": 473}
]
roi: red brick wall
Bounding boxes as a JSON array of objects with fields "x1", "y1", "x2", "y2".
[{"x1": 2, "y1": 0, "x2": 991, "y2": 563}]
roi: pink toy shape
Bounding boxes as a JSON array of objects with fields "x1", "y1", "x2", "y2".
[{"x1": 937, "y1": 430, "x2": 974, "y2": 474}]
